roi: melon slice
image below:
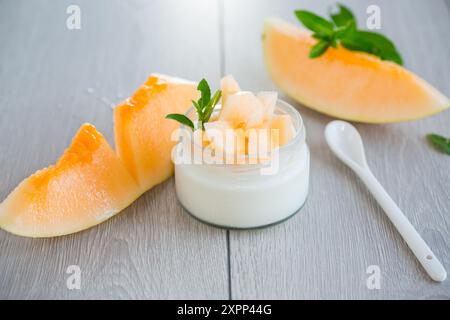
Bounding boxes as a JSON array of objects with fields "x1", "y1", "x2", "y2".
[
  {"x1": 263, "y1": 18, "x2": 449, "y2": 123},
  {"x1": 114, "y1": 74, "x2": 199, "y2": 191},
  {"x1": 220, "y1": 91, "x2": 265, "y2": 128},
  {"x1": 0, "y1": 124, "x2": 141, "y2": 238}
]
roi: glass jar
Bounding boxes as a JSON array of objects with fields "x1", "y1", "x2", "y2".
[{"x1": 173, "y1": 99, "x2": 309, "y2": 229}]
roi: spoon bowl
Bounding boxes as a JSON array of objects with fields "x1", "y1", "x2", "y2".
[{"x1": 325, "y1": 120, "x2": 367, "y2": 171}]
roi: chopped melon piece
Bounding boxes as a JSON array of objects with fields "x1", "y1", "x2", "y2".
[
  {"x1": 221, "y1": 75, "x2": 241, "y2": 106},
  {"x1": 246, "y1": 127, "x2": 273, "y2": 158},
  {"x1": 204, "y1": 121, "x2": 246, "y2": 155},
  {"x1": 270, "y1": 114, "x2": 295, "y2": 146},
  {"x1": 257, "y1": 91, "x2": 278, "y2": 119},
  {"x1": 220, "y1": 91, "x2": 265, "y2": 128}
]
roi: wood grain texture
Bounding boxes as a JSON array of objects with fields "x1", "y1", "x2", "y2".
[
  {"x1": 0, "y1": 0, "x2": 228, "y2": 299},
  {"x1": 223, "y1": 0, "x2": 450, "y2": 299}
]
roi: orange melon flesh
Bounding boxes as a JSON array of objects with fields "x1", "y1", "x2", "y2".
[
  {"x1": 263, "y1": 18, "x2": 449, "y2": 123},
  {"x1": 221, "y1": 75, "x2": 241, "y2": 106},
  {"x1": 114, "y1": 74, "x2": 199, "y2": 191},
  {"x1": 0, "y1": 124, "x2": 141, "y2": 238},
  {"x1": 220, "y1": 91, "x2": 265, "y2": 128},
  {"x1": 204, "y1": 121, "x2": 246, "y2": 155},
  {"x1": 270, "y1": 115, "x2": 295, "y2": 146}
]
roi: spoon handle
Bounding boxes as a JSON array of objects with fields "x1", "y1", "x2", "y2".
[{"x1": 359, "y1": 169, "x2": 447, "y2": 282}]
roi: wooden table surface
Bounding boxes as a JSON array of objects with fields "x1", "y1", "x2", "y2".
[{"x1": 0, "y1": 0, "x2": 449, "y2": 299}]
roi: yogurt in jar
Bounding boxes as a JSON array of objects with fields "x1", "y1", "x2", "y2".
[{"x1": 172, "y1": 77, "x2": 310, "y2": 228}]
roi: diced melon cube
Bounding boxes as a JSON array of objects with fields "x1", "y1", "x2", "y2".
[
  {"x1": 221, "y1": 75, "x2": 241, "y2": 106},
  {"x1": 270, "y1": 114, "x2": 295, "y2": 147},
  {"x1": 257, "y1": 91, "x2": 278, "y2": 120},
  {"x1": 204, "y1": 121, "x2": 246, "y2": 155},
  {"x1": 220, "y1": 91, "x2": 265, "y2": 128},
  {"x1": 246, "y1": 127, "x2": 272, "y2": 158}
]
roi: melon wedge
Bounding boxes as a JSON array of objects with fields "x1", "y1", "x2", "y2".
[
  {"x1": 263, "y1": 18, "x2": 449, "y2": 123},
  {"x1": 114, "y1": 74, "x2": 199, "y2": 191},
  {"x1": 0, "y1": 124, "x2": 141, "y2": 238}
]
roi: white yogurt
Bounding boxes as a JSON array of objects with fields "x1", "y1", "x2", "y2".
[{"x1": 173, "y1": 99, "x2": 310, "y2": 229}]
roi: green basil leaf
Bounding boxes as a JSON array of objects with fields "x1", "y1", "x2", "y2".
[
  {"x1": 165, "y1": 113, "x2": 195, "y2": 130},
  {"x1": 312, "y1": 33, "x2": 328, "y2": 40},
  {"x1": 192, "y1": 100, "x2": 203, "y2": 119},
  {"x1": 329, "y1": 4, "x2": 356, "y2": 28},
  {"x1": 427, "y1": 134, "x2": 450, "y2": 155},
  {"x1": 295, "y1": 10, "x2": 334, "y2": 37},
  {"x1": 197, "y1": 78, "x2": 211, "y2": 109},
  {"x1": 330, "y1": 35, "x2": 338, "y2": 48},
  {"x1": 340, "y1": 34, "x2": 373, "y2": 52},
  {"x1": 334, "y1": 20, "x2": 356, "y2": 39},
  {"x1": 203, "y1": 90, "x2": 222, "y2": 122},
  {"x1": 341, "y1": 30, "x2": 403, "y2": 65},
  {"x1": 309, "y1": 39, "x2": 331, "y2": 58},
  {"x1": 378, "y1": 50, "x2": 403, "y2": 65}
]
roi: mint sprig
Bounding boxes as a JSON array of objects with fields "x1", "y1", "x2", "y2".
[
  {"x1": 295, "y1": 3, "x2": 403, "y2": 65},
  {"x1": 166, "y1": 78, "x2": 221, "y2": 131},
  {"x1": 427, "y1": 133, "x2": 450, "y2": 155}
]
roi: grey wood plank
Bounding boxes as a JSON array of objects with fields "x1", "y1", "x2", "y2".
[
  {"x1": 223, "y1": 0, "x2": 450, "y2": 299},
  {"x1": 0, "y1": 0, "x2": 228, "y2": 299}
]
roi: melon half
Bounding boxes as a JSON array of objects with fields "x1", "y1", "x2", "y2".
[
  {"x1": 263, "y1": 18, "x2": 449, "y2": 123},
  {"x1": 0, "y1": 124, "x2": 142, "y2": 237}
]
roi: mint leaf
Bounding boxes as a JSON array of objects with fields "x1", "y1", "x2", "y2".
[
  {"x1": 334, "y1": 20, "x2": 356, "y2": 39},
  {"x1": 295, "y1": 10, "x2": 334, "y2": 37},
  {"x1": 309, "y1": 40, "x2": 330, "y2": 58},
  {"x1": 329, "y1": 4, "x2": 356, "y2": 28},
  {"x1": 312, "y1": 33, "x2": 327, "y2": 40},
  {"x1": 341, "y1": 30, "x2": 403, "y2": 65},
  {"x1": 427, "y1": 134, "x2": 450, "y2": 155},
  {"x1": 330, "y1": 35, "x2": 338, "y2": 48},
  {"x1": 192, "y1": 100, "x2": 203, "y2": 118},
  {"x1": 165, "y1": 113, "x2": 195, "y2": 130},
  {"x1": 197, "y1": 79, "x2": 211, "y2": 109},
  {"x1": 203, "y1": 90, "x2": 222, "y2": 122}
]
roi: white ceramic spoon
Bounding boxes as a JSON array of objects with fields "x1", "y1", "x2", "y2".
[{"x1": 325, "y1": 120, "x2": 447, "y2": 282}]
